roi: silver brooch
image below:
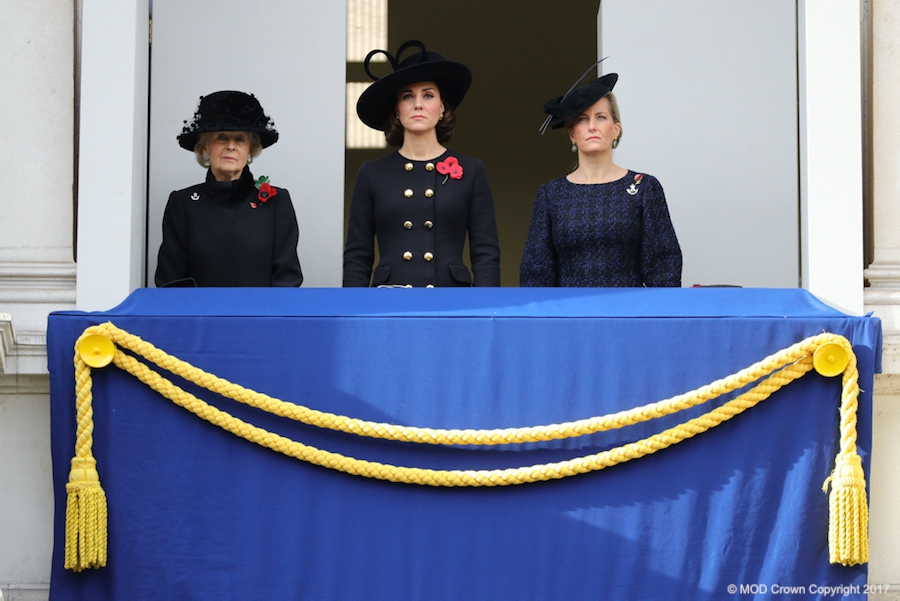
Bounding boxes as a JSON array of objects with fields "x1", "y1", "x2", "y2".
[
  {"x1": 190, "y1": 192, "x2": 200, "y2": 201},
  {"x1": 626, "y1": 173, "x2": 643, "y2": 196}
]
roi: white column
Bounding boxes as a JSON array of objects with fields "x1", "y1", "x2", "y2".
[
  {"x1": 75, "y1": 0, "x2": 149, "y2": 311},
  {"x1": 798, "y1": 0, "x2": 864, "y2": 314}
]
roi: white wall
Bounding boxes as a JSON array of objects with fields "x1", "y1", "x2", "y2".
[
  {"x1": 0, "y1": 0, "x2": 76, "y2": 335},
  {"x1": 0, "y1": 0, "x2": 75, "y2": 596}
]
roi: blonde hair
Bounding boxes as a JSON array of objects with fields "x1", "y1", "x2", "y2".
[
  {"x1": 193, "y1": 131, "x2": 263, "y2": 168},
  {"x1": 564, "y1": 92, "x2": 623, "y2": 148}
]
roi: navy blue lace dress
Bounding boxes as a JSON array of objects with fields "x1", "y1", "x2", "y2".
[{"x1": 519, "y1": 171, "x2": 682, "y2": 287}]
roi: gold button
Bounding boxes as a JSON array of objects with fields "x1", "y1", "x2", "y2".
[
  {"x1": 426, "y1": 284, "x2": 435, "y2": 288},
  {"x1": 425, "y1": 189, "x2": 434, "y2": 198},
  {"x1": 425, "y1": 163, "x2": 435, "y2": 171},
  {"x1": 405, "y1": 162, "x2": 413, "y2": 171},
  {"x1": 424, "y1": 220, "x2": 434, "y2": 229},
  {"x1": 404, "y1": 189, "x2": 413, "y2": 198},
  {"x1": 403, "y1": 251, "x2": 413, "y2": 260},
  {"x1": 403, "y1": 221, "x2": 413, "y2": 230},
  {"x1": 424, "y1": 252, "x2": 434, "y2": 262}
]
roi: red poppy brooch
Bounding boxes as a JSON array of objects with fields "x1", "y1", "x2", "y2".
[
  {"x1": 252, "y1": 175, "x2": 278, "y2": 208},
  {"x1": 436, "y1": 156, "x2": 463, "y2": 184}
]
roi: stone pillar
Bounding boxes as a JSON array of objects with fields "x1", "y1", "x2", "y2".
[
  {"x1": 0, "y1": 0, "x2": 77, "y2": 363},
  {"x1": 865, "y1": 0, "x2": 900, "y2": 369}
]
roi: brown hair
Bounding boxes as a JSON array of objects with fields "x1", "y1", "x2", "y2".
[{"x1": 384, "y1": 104, "x2": 457, "y2": 147}]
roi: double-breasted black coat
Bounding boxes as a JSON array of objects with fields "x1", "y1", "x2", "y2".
[
  {"x1": 155, "y1": 167, "x2": 303, "y2": 287},
  {"x1": 343, "y1": 150, "x2": 501, "y2": 287}
]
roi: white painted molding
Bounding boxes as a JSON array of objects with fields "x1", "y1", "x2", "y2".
[
  {"x1": 0, "y1": 313, "x2": 12, "y2": 374},
  {"x1": 0, "y1": 315, "x2": 49, "y2": 376},
  {"x1": 0, "y1": 374, "x2": 50, "y2": 395},
  {"x1": 0, "y1": 260, "x2": 77, "y2": 305},
  {"x1": 865, "y1": 262, "x2": 900, "y2": 288}
]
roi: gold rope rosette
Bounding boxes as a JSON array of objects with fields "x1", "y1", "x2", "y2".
[{"x1": 65, "y1": 322, "x2": 868, "y2": 570}]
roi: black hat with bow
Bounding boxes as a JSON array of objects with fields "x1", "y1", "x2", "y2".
[
  {"x1": 540, "y1": 60, "x2": 618, "y2": 134},
  {"x1": 356, "y1": 40, "x2": 472, "y2": 131},
  {"x1": 177, "y1": 91, "x2": 279, "y2": 151}
]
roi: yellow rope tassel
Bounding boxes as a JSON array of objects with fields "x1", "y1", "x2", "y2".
[
  {"x1": 64, "y1": 344, "x2": 109, "y2": 571},
  {"x1": 823, "y1": 349, "x2": 868, "y2": 566},
  {"x1": 825, "y1": 454, "x2": 868, "y2": 565},
  {"x1": 64, "y1": 457, "x2": 108, "y2": 571}
]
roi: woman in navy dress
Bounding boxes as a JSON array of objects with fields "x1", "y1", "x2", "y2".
[
  {"x1": 344, "y1": 40, "x2": 500, "y2": 287},
  {"x1": 520, "y1": 68, "x2": 681, "y2": 287}
]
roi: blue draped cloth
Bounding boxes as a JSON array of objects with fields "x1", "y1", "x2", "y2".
[{"x1": 47, "y1": 288, "x2": 881, "y2": 600}]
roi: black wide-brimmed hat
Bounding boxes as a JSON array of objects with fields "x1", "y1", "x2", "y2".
[
  {"x1": 177, "y1": 90, "x2": 279, "y2": 151},
  {"x1": 356, "y1": 40, "x2": 472, "y2": 131},
  {"x1": 540, "y1": 61, "x2": 618, "y2": 133}
]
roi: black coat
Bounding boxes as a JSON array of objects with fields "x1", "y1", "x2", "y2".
[
  {"x1": 155, "y1": 167, "x2": 303, "y2": 287},
  {"x1": 343, "y1": 150, "x2": 501, "y2": 287}
]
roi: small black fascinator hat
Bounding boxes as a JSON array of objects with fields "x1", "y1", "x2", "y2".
[
  {"x1": 177, "y1": 91, "x2": 279, "y2": 151},
  {"x1": 540, "y1": 60, "x2": 618, "y2": 134},
  {"x1": 356, "y1": 40, "x2": 472, "y2": 131}
]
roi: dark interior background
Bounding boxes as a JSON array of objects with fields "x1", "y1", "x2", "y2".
[{"x1": 345, "y1": 1, "x2": 600, "y2": 286}]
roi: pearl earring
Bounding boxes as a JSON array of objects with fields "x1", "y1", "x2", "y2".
[
  {"x1": 247, "y1": 156, "x2": 252, "y2": 164},
  {"x1": 439, "y1": 112, "x2": 444, "y2": 120},
  {"x1": 571, "y1": 143, "x2": 577, "y2": 153}
]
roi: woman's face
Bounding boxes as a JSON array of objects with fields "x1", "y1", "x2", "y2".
[
  {"x1": 204, "y1": 131, "x2": 251, "y2": 181},
  {"x1": 396, "y1": 81, "x2": 444, "y2": 135},
  {"x1": 568, "y1": 96, "x2": 621, "y2": 155}
]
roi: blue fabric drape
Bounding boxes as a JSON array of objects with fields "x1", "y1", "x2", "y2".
[{"x1": 48, "y1": 289, "x2": 881, "y2": 600}]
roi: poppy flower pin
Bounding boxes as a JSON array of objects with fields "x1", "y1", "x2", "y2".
[
  {"x1": 252, "y1": 175, "x2": 278, "y2": 208},
  {"x1": 436, "y1": 156, "x2": 463, "y2": 184}
]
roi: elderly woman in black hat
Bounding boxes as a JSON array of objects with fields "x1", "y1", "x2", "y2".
[
  {"x1": 520, "y1": 68, "x2": 681, "y2": 287},
  {"x1": 154, "y1": 90, "x2": 303, "y2": 287},
  {"x1": 343, "y1": 40, "x2": 501, "y2": 287}
]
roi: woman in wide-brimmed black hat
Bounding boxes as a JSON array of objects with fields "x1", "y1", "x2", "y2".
[
  {"x1": 343, "y1": 40, "x2": 500, "y2": 287},
  {"x1": 520, "y1": 65, "x2": 681, "y2": 287},
  {"x1": 154, "y1": 90, "x2": 303, "y2": 287}
]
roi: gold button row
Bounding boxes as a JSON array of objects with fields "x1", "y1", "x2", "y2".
[
  {"x1": 404, "y1": 189, "x2": 435, "y2": 198},
  {"x1": 404, "y1": 162, "x2": 436, "y2": 171},
  {"x1": 402, "y1": 221, "x2": 434, "y2": 230},
  {"x1": 402, "y1": 252, "x2": 435, "y2": 262}
]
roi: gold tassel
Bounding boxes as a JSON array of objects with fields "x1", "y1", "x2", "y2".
[
  {"x1": 64, "y1": 457, "x2": 108, "y2": 571},
  {"x1": 824, "y1": 453, "x2": 868, "y2": 566}
]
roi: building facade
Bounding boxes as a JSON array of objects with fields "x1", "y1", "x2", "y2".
[{"x1": 2, "y1": 0, "x2": 899, "y2": 598}]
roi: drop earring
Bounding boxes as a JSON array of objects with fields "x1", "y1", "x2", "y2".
[
  {"x1": 571, "y1": 143, "x2": 577, "y2": 153},
  {"x1": 439, "y1": 112, "x2": 444, "y2": 121},
  {"x1": 247, "y1": 156, "x2": 252, "y2": 164}
]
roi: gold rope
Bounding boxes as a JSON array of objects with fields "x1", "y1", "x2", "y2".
[
  {"x1": 83, "y1": 322, "x2": 840, "y2": 446},
  {"x1": 65, "y1": 323, "x2": 868, "y2": 569}
]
